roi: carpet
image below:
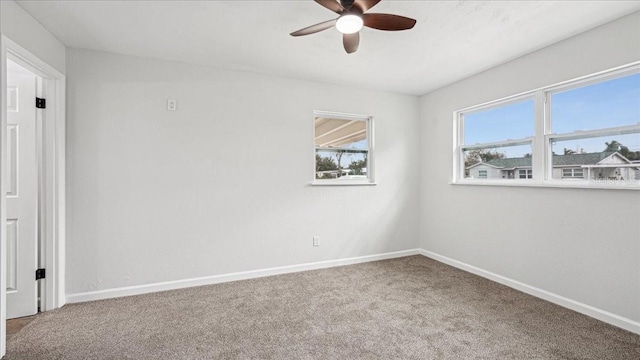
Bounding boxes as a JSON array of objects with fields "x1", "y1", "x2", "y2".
[{"x1": 6, "y1": 256, "x2": 640, "y2": 359}]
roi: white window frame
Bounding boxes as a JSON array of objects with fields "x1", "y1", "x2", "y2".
[
  {"x1": 453, "y1": 62, "x2": 640, "y2": 190},
  {"x1": 312, "y1": 110, "x2": 375, "y2": 186},
  {"x1": 478, "y1": 170, "x2": 487, "y2": 179},
  {"x1": 455, "y1": 93, "x2": 536, "y2": 182}
]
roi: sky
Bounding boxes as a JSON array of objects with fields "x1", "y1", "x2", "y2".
[{"x1": 463, "y1": 73, "x2": 640, "y2": 158}]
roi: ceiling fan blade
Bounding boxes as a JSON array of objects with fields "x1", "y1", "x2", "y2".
[
  {"x1": 343, "y1": 32, "x2": 360, "y2": 54},
  {"x1": 340, "y1": 0, "x2": 355, "y2": 10},
  {"x1": 290, "y1": 19, "x2": 338, "y2": 37},
  {"x1": 362, "y1": 13, "x2": 417, "y2": 31},
  {"x1": 315, "y1": 0, "x2": 344, "y2": 14},
  {"x1": 352, "y1": 0, "x2": 381, "y2": 13}
]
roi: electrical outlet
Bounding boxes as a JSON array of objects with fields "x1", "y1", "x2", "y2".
[
  {"x1": 313, "y1": 236, "x2": 320, "y2": 247},
  {"x1": 167, "y1": 98, "x2": 177, "y2": 111}
]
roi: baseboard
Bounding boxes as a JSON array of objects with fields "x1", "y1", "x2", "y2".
[
  {"x1": 66, "y1": 249, "x2": 421, "y2": 304},
  {"x1": 418, "y1": 249, "x2": 640, "y2": 335}
]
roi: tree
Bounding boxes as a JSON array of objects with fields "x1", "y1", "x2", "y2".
[
  {"x1": 334, "y1": 151, "x2": 344, "y2": 177},
  {"x1": 348, "y1": 159, "x2": 367, "y2": 175},
  {"x1": 602, "y1": 140, "x2": 640, "y2": 160},
  {"x1": 464, "y1": 149, "x2": 505, "y2": 169},
  {"x1": 619, "y1": 145, "x2": 630, "y2": 158},
  {"x1": 604, "y1": 140, "x2": 622, "y2": 152},
  {"x1": 315, "y1": 154, "x2": 338, "y2": 172},
  {"x1": 563, "y1": 148, "x2": 575, "y2": 155}
]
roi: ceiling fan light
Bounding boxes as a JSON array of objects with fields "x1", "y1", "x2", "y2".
[{"x1": 336, "y1": 14, "x2": 363, "y2": 34}]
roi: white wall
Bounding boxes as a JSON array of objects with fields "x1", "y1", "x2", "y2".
[
  {"x1": 0, "y1": 0, "x2": 66, "y2": 74},
  {"x1": 65, "y1": 48, "x2": 420, "y2": 295},
  {"x1": 419, "y1": 10, "x2": 640, "y2": 326}
]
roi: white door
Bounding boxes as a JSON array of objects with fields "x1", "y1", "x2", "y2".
[{"x1": 6, "y1": 60, "x2": 39, "y2": 319}]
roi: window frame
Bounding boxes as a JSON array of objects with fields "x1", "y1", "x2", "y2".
[
  {"x1": 453, "y1": 62, "x2": 640, "y2": 190},
  {"x1": 311, "y1": 110, "x2": 376, "y2": 186}
]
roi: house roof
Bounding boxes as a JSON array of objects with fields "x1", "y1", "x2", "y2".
[
  {"x1": 485, "y1": 157, "x2": 532, "y2": 168},
  {"x1": 465, "y1": 162, "x2": 503, "y2": 170},
  {"x1": 467, "y1": 151, "x2": 630, "y2": 169},
  {"x1": 551, "y1": 151, "x2": 619, "y2": 166}
]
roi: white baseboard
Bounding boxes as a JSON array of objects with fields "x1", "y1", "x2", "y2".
[
  {"x1": 419, "y1": 249, "x2": 640, "y2": 335},
  {"x1": 66, "y1": 249, "x2": 421, "y2": 304}
]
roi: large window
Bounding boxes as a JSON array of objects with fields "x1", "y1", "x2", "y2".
[
  {"x1": 313, "y1": 111, "x2": 374, "y2": 184},
  {"x1": 455, "y1": 65, "x2": 640, "y2": 189}
]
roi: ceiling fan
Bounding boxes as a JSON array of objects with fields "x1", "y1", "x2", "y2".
[{"x1": 290, "y1": 0, "x2": 416, "y2": 54}]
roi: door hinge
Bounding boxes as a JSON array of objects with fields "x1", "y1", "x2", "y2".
[
  {"x1": 36, "y1": 97, "x2": 46, "y2": 109},
  {"x1": 35, "y1": 268, "x2": 46, "y2": 280}
]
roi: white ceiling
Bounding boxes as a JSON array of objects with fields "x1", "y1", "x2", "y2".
[{"x1": 16, "y1": 0, "x2": 640, "y2": 95}]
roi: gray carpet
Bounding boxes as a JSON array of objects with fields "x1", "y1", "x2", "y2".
[{"x1": 6, "y1": 256, "x2": 640, "y2": 359}]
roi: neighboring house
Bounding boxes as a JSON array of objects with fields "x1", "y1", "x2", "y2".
[
  {"x1": 632, "y1": 161, "x2": 640, "y2": 181},
  {"x1": 467, "y1": 156, "x2": 533, "y2": 179},
  {"x1": 467, "y1": 151, "x2": 638, "y2": 181}
]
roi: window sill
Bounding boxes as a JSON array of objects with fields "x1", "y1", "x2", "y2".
[
  {"x1": 310, "y1": 181, "x2": 377, "y2": 186},
  {"x1": 450, "y1": 180, "x2": 640, "y2": 190}
]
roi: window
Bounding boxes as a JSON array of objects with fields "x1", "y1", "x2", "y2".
[
  {"x1": 549, "y1": 71, "x2": 640, "y2": 184},
  {"x1": 459, "y1": 98, "x2": 534, "y2": 181},
  {"x1": 562, "y1": 168, "x2": 584, "y2": 179},
  {"x1": 519, "y1": 169, "x2": 532, "y2": 179},
  {"x1": 454, "y1": 64, "x2": 640, "y2": 189},
  {"x1": 313, "y1": 111, "x2": 374, "y2": 184}
]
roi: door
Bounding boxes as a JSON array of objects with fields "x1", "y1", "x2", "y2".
[{"x1": 6, "y1": 60, "x2": 39, "y2": 319}]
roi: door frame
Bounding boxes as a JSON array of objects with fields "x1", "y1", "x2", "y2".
[{"x1": 1, "y1": 35, "x2": 66, "y2": 355}]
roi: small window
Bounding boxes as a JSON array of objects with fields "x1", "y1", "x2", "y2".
[
  {"x1": 478, "y1": 170, "x2": 487, "y2": 179},
  {"x1": 562, "y1": 168, "x2": 584, "y2": 179},
  {"x1": 314, "y1": 112, "x2": 373, "y2": 184},
  {"x1": 518, "y1": 169, "x2": 532, "y2": 179}
]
